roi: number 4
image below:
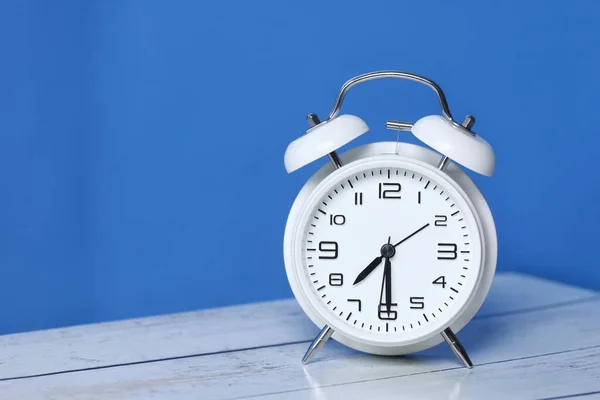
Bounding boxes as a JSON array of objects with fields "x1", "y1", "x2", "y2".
[{"x1": 432, "y1": 276, "x2": 447, "y2": 288}]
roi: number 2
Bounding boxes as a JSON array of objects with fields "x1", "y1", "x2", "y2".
[{"x1": 435, "y1": 215, "x2": 447, "y2": 226}]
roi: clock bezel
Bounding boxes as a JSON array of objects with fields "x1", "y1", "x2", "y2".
[
  {"x1": 293, "y1": 157, "x2": 484, "y2": 344},
  {"x1": 283, "y1": 142, "x2": 497, "y2": 355}
]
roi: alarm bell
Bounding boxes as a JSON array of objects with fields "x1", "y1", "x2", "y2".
[
  {"x1": 284, "y1": 114, "x2": 369, "y2": 173},
  {"x1": 411, "y1": 115, "x2": 496, "y2": 176},
  {"x1": 284, "y1": 70, "x2": 496, "y2": 178}
]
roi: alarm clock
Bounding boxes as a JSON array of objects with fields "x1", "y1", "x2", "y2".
[{"x1": 283, "y1": 71, "x2": 497, "y2": 368}]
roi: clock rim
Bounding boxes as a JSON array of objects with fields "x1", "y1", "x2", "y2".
[
  {"x1": 283, "y1": 142, "x2": 497, "y2": 355},
  {"x1": 291, "y1": 156, "x2": 484, "y2": 345}
]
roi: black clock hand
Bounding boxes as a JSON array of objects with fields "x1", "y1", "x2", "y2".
[
  {"x1": 393, "y1": 223, "x2": 430, "y2": 247},
  {"x1": 383, "y1": 257, "x2": 392, "y2": 311},
  {"x1": 378, "y1": 259, "x2": 387, "y2": 305},
  {"x1": 378, "y1": 257, "x2": 392, "y2": 311},
  {"x1": 353, "y1": 256, "x2": 383, "y2": 285}
]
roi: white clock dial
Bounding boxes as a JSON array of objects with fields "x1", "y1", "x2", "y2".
[{"x1": 291, "y1": 157, "x2": 484, "y2": 347}]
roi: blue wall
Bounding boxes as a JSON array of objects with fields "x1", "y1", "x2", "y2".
[{"x1": 1, "y1": 0, "x2": 599, "y2": 335}]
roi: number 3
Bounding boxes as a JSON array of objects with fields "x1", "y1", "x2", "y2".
[{"x1": 437, "y1": 243, "x2": 457, "y2": 260}]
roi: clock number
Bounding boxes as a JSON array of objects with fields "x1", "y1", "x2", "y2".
[
  {"x1": 347, "y1": 298, "x2": 362, "y2": 311},
  {"x1": 319, "y1": 241, "x2": 338, "y2": 259},
  {"x1": 329, "y1": 214, "x2": 346, "y2": 226},
  {"x1": 378, "y1": 183, "x2": 401, "y2": 199},
  {"x1": 329, "y1": 273, "x2": 343, "y2": 286},
  {"x1": 435, "y1": 215, "x2": 447, "y2": 226},
  {"x1": 378, "y1": 303, "x2": 398, "y2": 320},
  {"x1": 437, "y1": 243, "x2": 457, "y2": 260},
  {"x1": 409, "y1": 297, "x2": 425, "y2": 309},
  {"x1": 418, "y1": 191, "x2": 422, "y2": 204},
  {"x1": 432, "y1": 276, "x2": 447, "y2": 288},
  {"x1": 354, "y1": 192, "x2": 363, "y2": 205}
]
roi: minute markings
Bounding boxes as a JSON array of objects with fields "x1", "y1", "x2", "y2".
[{"x1": 306, "y1": 166, "x2": 476, "y2": 334}]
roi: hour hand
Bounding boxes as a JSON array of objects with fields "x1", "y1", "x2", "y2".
[{"x1": 353, "y1": 256, "x2": 383, "y2": 285}]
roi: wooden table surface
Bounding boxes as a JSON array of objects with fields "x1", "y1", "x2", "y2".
[{"x1": 1, "y1": 273, "x2": 599, "y2": 400}]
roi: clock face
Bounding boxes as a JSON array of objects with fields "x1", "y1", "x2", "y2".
[{"x1": 292, "y1": 158, "x2": 484, "y2": 345}]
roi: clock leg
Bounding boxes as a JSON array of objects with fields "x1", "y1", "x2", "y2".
[
  {"x1": 302, "y1": 325, "x2": 334, "y2": 364},
  {"x1": 441, "y1": 327, "x2": 473, "y2": 369},
  {"x1": 306, "y1": 114, "x2": 343, "y2": 169}
]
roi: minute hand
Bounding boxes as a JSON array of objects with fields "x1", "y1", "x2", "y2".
[{"x1": 393, "y1": 223, "x2": 430, "y2": 247}]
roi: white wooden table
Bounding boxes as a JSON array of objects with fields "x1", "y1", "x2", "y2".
[{"x1": 1, "y1": 273, "x2": 599, "y2": 400}]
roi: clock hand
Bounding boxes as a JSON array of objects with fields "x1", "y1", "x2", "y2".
[
  {"x1": 383, "y1": 257, "x2": 392, "y2": 311},
  {"x1": 354, "y1": 236, "x2": 395, "y2": 286},
  {"x1": 393, "y1": 223, "x2": 430, "y2": 247},
  {"x1": 378, "y1": 257, "x2": 392, "y2": 313},
  {"x1": 378, "y1": 259, "x2": 387, "y2": 305},
  {"x1": 353, "y1": 256, "x2": 383, "y2": 285}
]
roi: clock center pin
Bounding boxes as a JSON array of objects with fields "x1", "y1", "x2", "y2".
[{"x1": 380, "y1": 243, "x2": 396, "y2": 259}]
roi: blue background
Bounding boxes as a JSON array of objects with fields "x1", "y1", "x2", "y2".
[{"x1": 1, "y1": 0, "x2": 599, "y2": 335}]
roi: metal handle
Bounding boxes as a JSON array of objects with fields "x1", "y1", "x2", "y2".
[{"x1": 326, "y1": 70, "x2": 455, "y2": 123}]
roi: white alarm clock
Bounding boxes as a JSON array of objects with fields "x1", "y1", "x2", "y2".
[{"x1": 283, "y1": 71, "x2": 497, "y2": 368}]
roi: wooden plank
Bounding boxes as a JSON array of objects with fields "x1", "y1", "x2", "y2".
[
  {"x1": 251, "y1": 346, "x2": 600, "y2": 400},
  {"x1": 0, "y1": 297, "x2": 317, "y2": 380},
  {"x1": 1, "y1": 286, "x2": 598, "y2": 399},
  {"x1": 0, "y1": 273, "x2": 594, "y2": 380}
]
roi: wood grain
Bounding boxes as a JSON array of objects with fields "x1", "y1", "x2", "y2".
[
  {"x1": 0, "y1": 273, "x2": 598, "y2": 399},
  {"x1": 0, "y1": 273, "x2": 593, "y2": 381},
  {"x1": 249, "y1": 346, "x2": 600, "y2": 400}
]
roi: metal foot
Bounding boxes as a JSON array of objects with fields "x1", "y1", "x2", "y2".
[
  {"x1": 441, "y1": 327, "x2": 473, "y2": 369},
  {"x1": 302, "y1": 325, "x2": 334, "y2": 364},
  {"x1": 306, "y1": 114, "x2": 343, "y2": 169}
]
